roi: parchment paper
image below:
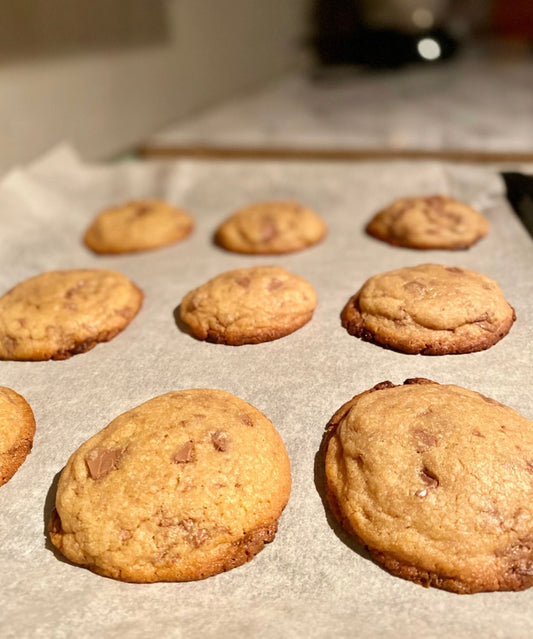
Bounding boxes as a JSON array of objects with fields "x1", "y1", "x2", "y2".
[
  {"x1": 1, "y1": 145, "x2": 532, "y2": 639},
  {"x1": 148, "y1": 51, "x2": 533, "y2": 153}
]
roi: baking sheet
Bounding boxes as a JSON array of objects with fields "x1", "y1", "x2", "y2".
[{"x1": 1, "y1": 146, "x2": 532, "y2": 639}]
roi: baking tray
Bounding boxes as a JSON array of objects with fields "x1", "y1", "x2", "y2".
[{"x1": 1, "y1": 146, "x2": 532, "y2": 638}]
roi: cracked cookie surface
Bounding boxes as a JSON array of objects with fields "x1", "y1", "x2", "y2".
[
  {"x1": 341, "y1": 264, "x2": 514, "y2": 354},
  {"x1": 84, "y1": 199, "x2": 193, "y2": 254},
  {"x1": 214, "y1": 200, "x2": 327, "y2": 254},
  {"x1": 180, "y1": 265, "x2": 317, "y2": 345},
  {"x1": 0, "y1": 269, "x2": 143, "y2": 360},
  {"x1": 366, "y1": 195, "x2": 489, "y2": 250},
  {"x1": 0, "y1": 387, "x2": 36, "y2": 486},
  {"x1": 324, "y1": 378, "x2": 533, "y2": 594},
  {"x1": 49, "y1": 389, "x2": 292, "y2": 582}
]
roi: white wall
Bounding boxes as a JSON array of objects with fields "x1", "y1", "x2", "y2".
[{"x1": 0, "y1": 0, "x2": 310, "y2": 174}]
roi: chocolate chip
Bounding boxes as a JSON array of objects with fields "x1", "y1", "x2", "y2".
[
  {"x1": 64, "y1": 281, "x2": 86, "y2": 299},
  {"x1": 190, "y1": 528, "x2": 209, "y2": 547},
  {"x1": 413, "y1": 428, "x2": 438, "y2": 453},
  {"x1": 267, "y1": 278, "x2": 284, "y2": 291},
  {"x1": 420, "y1": 467, "x2": 439, "y2": 488},
  {"x1": 373, "y1": 381, "x2": 395, "y2": 391},
  {"x1": 404, "y1": 378, "x2": 435, "y2": 386},
  {"x1": 498, "y1": 535, "x2": 533, "y2": 576},
  {"x1": 426, "y1": 195, "x2": 446, "y2": 209},
  {"x1": 173, "y1": 441, "x2": 194, "y2": 463},
  {"x1": 133, "y1": 204, "x2": 152, "y2": 216},
  {"x1": 85, "y1": 447, "x2": 126, "y2": 480},
  {"x1": 2, "y1": 336, "x2": 17, "y2": 356},
  {"x1": 240, "y1": 413, "x2": 253, "y2": 427},
  {"x1": 260, "y1": 217, "x2": 278, "y2": 241},
  {"x1": 180, "y1": 519, "x2": 209, "y2": 547},
  {"x1": 159, "y1": 516, "x2": 180, "y2": 527},
  {"x1": 235, "y1": 276, "x2": 251, "y2": 288},
  {"x1": 114, "y1": 307, "x2": 134, "y2": 320},
  {"x1": 211, "y1": 430, "x2": 228, "y2": 452},
  {"x1": 402, "y1": 280, "x2": 427, "y2": 294}
]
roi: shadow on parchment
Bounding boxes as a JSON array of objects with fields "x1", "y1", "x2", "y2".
[
  {"x1": 43, "y1": 468, "x2": 75, "y2": 566},
  {"x1": 313, "y1": 426, "x2": 372, "y2": 562}
]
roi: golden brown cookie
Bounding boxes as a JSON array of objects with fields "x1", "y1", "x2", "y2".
[
  {"x1": 49, "y1": 389, "x2": 292, "y2": 582},
  {"x1": 366, "y1": 195, "x2": 489, "y2": 250},
  {"x1": 0, "y1": 269, "x2": 143, "y2": 360},
  {"x1": 324, "y1": 378, "x2": 533, "y2": 594},
  {"x1": 214, "y1": 200, "x2": 327, "y2": 254},
  {"x1": 341, "y1": 264, "x2": 515, "y2": 354},
  {"x1": 180, "y1": 266, "x2": 317, "y2": 345},
  {"x1": 0, "y1": 387, "x2": 36, "y2": 486},
  {"x1": 84, "y1": 199, "x2": 193, "y2": 254}
]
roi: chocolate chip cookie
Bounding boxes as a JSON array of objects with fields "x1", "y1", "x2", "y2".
[
  {"x1": 214, "y1": 200, "x2": 327, "y2": 254},
  {"x1": 0, "y1": 387, "x2": 36, "y2": 486},
  {"x1": 180, "y1": 265, "x2": 317, "y2": 345},
  {"x1": 366, "y1": 195, "x2": 489, "y2": 250},
  {"x1": 341, "y1": 264, "x2": 515, "y2": 354},
  {"x1": 324, "y1": 378, "x2": 533, "y2": 594},
  {"x1": 49, "y1": 389, "x2": 292, "y2": 582},
  {"x1": 84, "y1": 199, "x2": 193, "y2": 254},
  {"x1": 0, "y1": 269, "x2": 143, "y2": 360}
]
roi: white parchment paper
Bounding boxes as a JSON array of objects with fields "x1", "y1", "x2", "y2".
[{"x1": 0, "y1": 146, "x2": 532, "y2": 639}]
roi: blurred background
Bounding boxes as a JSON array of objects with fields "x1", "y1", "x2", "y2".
[{"x1": 1, "y1": 0, "x2": 533, "y2": 174}]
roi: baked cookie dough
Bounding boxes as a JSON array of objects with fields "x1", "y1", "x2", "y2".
[
  {"x1": 84, "y1": 199, "x2": 193, "y2": 254},
  {"x1": 49, "y1": 389, "x2": 292, "y2": 582},
  {"x1": 0, "y1": 387, "x2": 36, "y2": 486},
  {"x1": 214, "y1": 200, "x2": 327, "y2": 254},
  {"x1": 180, "y1": 266, "x2": 317, "y2": 345},
  {"x1": 323, "y1": 378, "x2": 533, "y2": 594},
  {"x1": 341, "y1": 264, "x2": 514, "y2": 354},
  {"x1": 0, "y1": 269, "x2": 143, "y2": 360},
  {"x1": 366, "y1": 195, "x2": 489, "y2": 250}
]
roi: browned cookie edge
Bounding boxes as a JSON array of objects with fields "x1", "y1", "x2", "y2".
[
  {"x1": 49, "y1": 510, "x2": 280, "y2": 582},
  {"x1": 186, "y1": 310, "x2": 315, "y2": 346},
  {"x1": 365, "y1": 218, "x2": 487, "y2": 251},
  {"x1": 340, "y1": 293, "x2": 516, "y2": 355}
]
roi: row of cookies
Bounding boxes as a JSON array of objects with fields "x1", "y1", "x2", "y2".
[
  {"x1": 83, "y1": 198, "x2": 327, "y2": 255},
  {"x1": 47, "y1": 377, "x2": 533, "y2": 593},
  {"x1": 4, "y1": 373, "x2": 533, "y2": 595},
  {"x1": 0, "y1": 260, "x2": 515, "y2": 360},
  {"x1": 82, "y1": 194, "x2": 488, "y2": 256}
]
